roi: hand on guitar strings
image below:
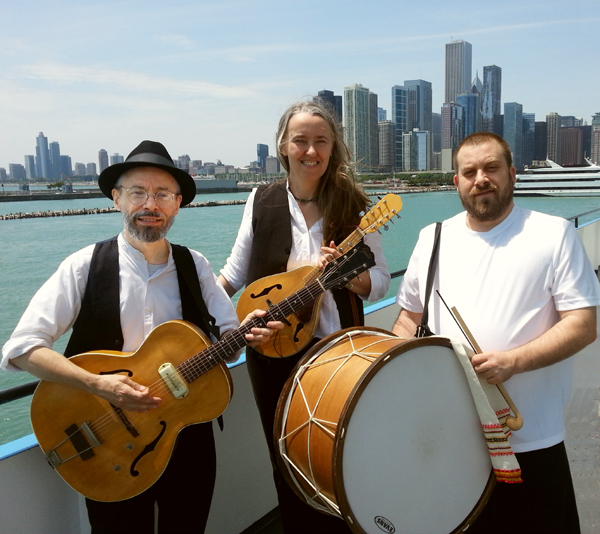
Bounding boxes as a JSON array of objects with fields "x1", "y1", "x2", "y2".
[
  {"x1": 92, "y1": 373, "x2": 162, "y2": 413},
  {"x1": 319, "y1": 241, "x2": 372, "y2": 297},
  {"x1": 318, "y1": 240, "x2": 342, "y2": 271},
  {"x1": 240, "y1": 309, "x2": 285, "y2": 348}
]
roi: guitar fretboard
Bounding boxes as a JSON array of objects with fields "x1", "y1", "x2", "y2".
[{"x1": 177, "y1": 252, "x2": 368, "y2": 383}]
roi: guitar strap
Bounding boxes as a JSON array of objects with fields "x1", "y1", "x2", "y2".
[
  {"x1": 171, "y1": 244, "x2": 221, "y2": 342},
  {"x1": 415, "y1": 222, "x2": 442, "y2": 338}
]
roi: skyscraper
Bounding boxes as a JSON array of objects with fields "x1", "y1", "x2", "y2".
[
  {"x1": 534, "y1": 122, "x2": 548, "y2": 162},
  {"x1": 369, "y1": 92, "x2": 379, "y2": 170},
  {"x1": 456, "y1": 93, "x2": 480, "y2": 138},
  {"x1": 522, "y1": 113, "x2": 536, "y2": 168},
  {"x1": 560, "y1": 128, "x2": 584, "y2": 166},
  {"x1": 482, "y1": 65, "x2": 502, "y2": 135},
  {"x1": 344, "y1": 84, "x2": 372, "y2": 171},
  {"x1": 49, "y1": 141, "x2": 61, "y2": 179},
  {"x1": 592, "y1": 112, "x2": 600, "y2": 165},
  {"x1": 9, "y1": 164, "x2": 27, "y2": 180},
  {"x1": 314, "y1": 90, "x2": 343, "y2": 125},
  {"x1": 444, "y1": 40, "x2": 472, "y2": 104},
  {"x1": 35, "y1": 132, "x2": 51, "y2": 179},
  {"x1": 378, "y1": 120, "x2": 396, "y2": 173},
  {"x1": 98, "y1": 149, "x2": 109, "y2": 173},
  {"x1": 60, "y1": 155, "x2": 73, "y2": 177},
  {"x1": 110, "y1": 154, "x2": 124, "y2": 165},
  {"x1": 24, "y1": 155, "x2": 36, "y2": 179},
  {"x1": 546, "y1": 112, "x2": 562, "y2": 164},
  {"x1": 504, "y1": 103, "x2": 524, "y2": 170},
  {"x1": 391, "y1": 85, "x2": 407, "y2": 171},
  {"x1": 257, "y1": 144, "x2": 269, "y2": 171},
  {"x1": 432, "y1": 112, "x2": 442, "y2": 154},
  {"x1": 86, "y1": 162, "x2": 98, "y2": 176},
  {"x1": 441, "y1": 102, "x2": 463, "y2": 171},
  {"x1": 405, "y1": 79, "x2": 433, "y2": 133}
]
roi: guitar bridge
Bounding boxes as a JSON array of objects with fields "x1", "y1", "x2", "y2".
[
  {"x1": 46, "y1": 422, "x2": 101, "y2": 468},
  {"x1": 159, "y1": 363, "x2": 189, "y2": 399}
]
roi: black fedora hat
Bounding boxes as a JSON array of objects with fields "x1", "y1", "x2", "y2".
[{"x1": 98, "y1": 140, "x2": 196, "y2": 207}]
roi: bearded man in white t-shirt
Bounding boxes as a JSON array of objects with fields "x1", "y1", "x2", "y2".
[{"x1": 393, "y1": 132, "x2": 600, "y2": 534}]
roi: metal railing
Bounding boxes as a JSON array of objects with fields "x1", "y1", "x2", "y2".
[{"x1": 567, "y1": 207, "x2": 600, "y2": 228}]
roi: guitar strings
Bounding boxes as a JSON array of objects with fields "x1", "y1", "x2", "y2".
[{"x1": 64, "y1": 250, "x2": 371, "y2": 451}]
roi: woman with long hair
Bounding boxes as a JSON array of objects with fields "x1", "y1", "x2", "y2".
[{"x1": 219, "y1": 100, "x2": 390, "y2": 533}]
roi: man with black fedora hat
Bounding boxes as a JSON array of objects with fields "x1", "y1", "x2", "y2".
[{"x1": 2, "y1": 140, "x2": 283, "y2": 533}]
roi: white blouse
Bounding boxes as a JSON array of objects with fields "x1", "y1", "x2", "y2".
[{"x1": 220, "y1": 184, "x2": 390, "y2": 339}]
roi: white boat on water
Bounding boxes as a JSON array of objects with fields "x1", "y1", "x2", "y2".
[
  {"x1": 1, "y1": 216, "x2": 600, "y2": 534},
  {"x1": 515, "y1": 159, "x2": 600, "y2": 196}
]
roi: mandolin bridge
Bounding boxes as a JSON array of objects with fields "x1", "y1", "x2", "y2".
[{"x1": 158, "y1": 363, "x2": 189, "y2": 399}]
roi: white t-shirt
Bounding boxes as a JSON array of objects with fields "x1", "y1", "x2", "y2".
[
  {"x1": 220, "y1": 185, "x2": 390, "y2": 339},
  {"x1": 397, "y1": 206, "x2": 600, "y2": 452},
  {"x1": 2, "y1": 233, "x2": 240, "y2": 371}
]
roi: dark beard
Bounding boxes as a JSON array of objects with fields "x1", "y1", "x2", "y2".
[
  {"x1": 459, "y1": 183, "x2": 514, "y2": 222},
  {"x1": 122, "y1": 210, "x2": 174, "y2": 243}
]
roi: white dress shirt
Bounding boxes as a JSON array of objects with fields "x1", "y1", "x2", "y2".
[
  {"x1": 220, "y1": 185, "x2": 390, "y2": 339},
  {"x1": 2, "y1": 233, "x2": 240, "y2": 371}
]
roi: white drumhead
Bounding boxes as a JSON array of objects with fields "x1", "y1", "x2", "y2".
[{"x1": 338, "y1": 343, "x2": 492, "y2": 534}]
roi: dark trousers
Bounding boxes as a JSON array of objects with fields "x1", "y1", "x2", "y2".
[
  {"x1": 86, "y1": 422, "x2": 216, "y2": 534},
  {"x1": 246, "y1": 346, "x2": 353, "y2": 534},
  {"x1": 468, "y1": 441, "x2": 580, "y2": 534}
]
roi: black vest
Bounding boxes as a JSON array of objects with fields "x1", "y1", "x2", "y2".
[
  {"x1": 64, "y1": 236, "x2": 219, "y2": 357},
  {"x1": 247, "y1": 182, "x2": 364, "y2": 329}
]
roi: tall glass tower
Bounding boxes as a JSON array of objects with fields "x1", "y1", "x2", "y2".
[
  {"x1": 391, "y1": 85, "x2": 407, "y2": 171},
  {"x1": 504, "y1": 103, "x2": 524, "y2": 170},
  {"x1": 344, "y1": 84, "x2": 372, "y2": 171},
  {"x1": 482, "y1": 66, "x2": 502, "y2": 135},
  {"x1": 35, "y1": 132, "x2": 51, "y2": 179},
  {"x1": 444, "y1": 40, "x2": 472, "y2": 104}
]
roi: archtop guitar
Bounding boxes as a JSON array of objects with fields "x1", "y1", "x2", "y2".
[{"x1": 30, "y1": 242, "x2": 375, "y2": 502}]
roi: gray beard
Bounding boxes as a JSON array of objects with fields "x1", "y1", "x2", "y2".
[{"x1": 122, "y1": 210, "x2": 174, "y2": 243}]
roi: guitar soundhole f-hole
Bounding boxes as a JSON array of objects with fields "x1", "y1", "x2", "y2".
[
  {"x1": 130, "y1": 421, "x2": 167, "y2": 477},
  {"x1": 250, "y1": 284, "x2": 282, "y2": 299}
]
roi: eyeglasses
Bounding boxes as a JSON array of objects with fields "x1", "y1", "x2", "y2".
[{"x1": 120, "y1": 187, "x2": 179, "y2": 208}]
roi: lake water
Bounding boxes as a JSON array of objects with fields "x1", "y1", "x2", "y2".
[{"x1": 1, "y1": 190, "x2": 599, "y2": 445}]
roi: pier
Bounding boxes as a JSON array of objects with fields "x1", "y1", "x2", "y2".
[{"x1": 0, "y1": 199, "x2": 247, "y2": 221}]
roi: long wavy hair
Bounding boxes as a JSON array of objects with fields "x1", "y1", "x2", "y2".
[{"x1": 275, "y1": 100, "x2": 370, "y2": 244}]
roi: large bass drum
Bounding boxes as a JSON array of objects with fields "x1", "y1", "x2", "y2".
[{"x1": 274, "y1": 327, "x2": 495, "y2": 534}]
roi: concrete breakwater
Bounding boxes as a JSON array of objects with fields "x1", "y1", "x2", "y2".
[{"x1": 0, "y1": 199, "x2": 247, "y2": 221}]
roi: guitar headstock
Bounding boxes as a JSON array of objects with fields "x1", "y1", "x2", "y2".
[
  {"x1": 321, "y1": 240, "x2": 376, "y2": 291},
  {"x1": 360, "y1": 193, "x2": 403, "y2": 234}
]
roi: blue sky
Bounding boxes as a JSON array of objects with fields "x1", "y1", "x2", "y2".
[{"x1": 1, "y1": 0, "x2": 598, "y2": 171}]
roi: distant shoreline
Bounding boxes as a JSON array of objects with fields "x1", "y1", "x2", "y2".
[{"x1": 0, "y1": 184, "x2": 453, "y2": 204}]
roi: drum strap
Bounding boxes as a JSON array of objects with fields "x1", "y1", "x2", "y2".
[{"x1": 416, "y1": 222, "x2": 442, "y2": 338}]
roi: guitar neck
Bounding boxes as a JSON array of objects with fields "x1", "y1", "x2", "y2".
[{"x1": 179, "y1": 279, "x2": 326, "y2": 383}]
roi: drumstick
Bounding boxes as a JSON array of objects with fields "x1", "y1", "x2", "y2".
[{"x1": 449, "y1": 305, "x2": 524, "y2": 431}]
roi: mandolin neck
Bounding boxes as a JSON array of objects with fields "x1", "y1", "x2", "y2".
[{"x1": 303, "y1": 227, "x2": 366, "y2": 285}]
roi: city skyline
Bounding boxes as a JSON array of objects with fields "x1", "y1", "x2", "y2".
[{"x1": 1, "y1": 0, "x2": 599, "y2": 170}]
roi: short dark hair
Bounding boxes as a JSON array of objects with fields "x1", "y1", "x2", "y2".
[{"x1": 454, "y1": 132, "x2": 513, "y2": 172}]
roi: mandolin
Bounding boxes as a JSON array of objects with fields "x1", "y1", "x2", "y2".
[
  {"x1": 30, "y1": 242, "x2": 375, "y2": 502},
  {"x1": 236, "y1": 193, "x2": 402, "y2": 358}
]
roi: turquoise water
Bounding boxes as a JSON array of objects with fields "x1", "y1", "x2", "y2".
[{"x1": 1, "y1": 191, "x2": 599, "y2": 445}]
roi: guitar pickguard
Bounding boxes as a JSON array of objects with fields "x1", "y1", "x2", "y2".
[{"x1": 130, "y1": 421, "x2": 167, "y2": 477}]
